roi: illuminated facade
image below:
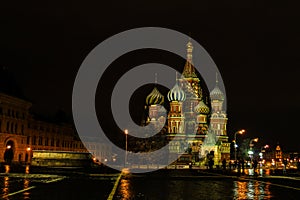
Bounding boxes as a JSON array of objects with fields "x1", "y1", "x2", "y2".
[
  {"x1": 145, "y1": 41, "x2": 230, "y2": 165},
  {"x1": 0, "y1": 92, "x2": 86, "y2": 163}
]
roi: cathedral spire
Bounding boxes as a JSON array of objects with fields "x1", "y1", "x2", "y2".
[
  {"x1": 187, "y1": 38, "x2": 193, "y2": 64},
  {"x1": 182, "y1": 39, "x2": 197, "y2": 78},
  {"x1": 210, "y1": 72, "x2": 225, "y2": 101}
]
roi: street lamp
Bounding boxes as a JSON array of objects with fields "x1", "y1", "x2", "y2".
[
  {"x1": 260, "y1": 145, "x2": 269, "y2": 153},
  {"x1": 124, "y1": 129, "x2": 128, "y2": 167},
  {"x1": 234, "y1": 129, "x2": 245, "y2": 165},
  {"x1": 249, "y1": 138, "x2": 259, "y2": 149},
  {"x1": 249, "y1": 138, "x2": 259, "y2": 168},
  {"x1": 260, "y1": 144, "x2": 269, "y2": 160}
]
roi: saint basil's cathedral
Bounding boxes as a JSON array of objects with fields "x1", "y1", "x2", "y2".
[{"x1": 144, "y1": 41, "x2": 230, "y2": 165}]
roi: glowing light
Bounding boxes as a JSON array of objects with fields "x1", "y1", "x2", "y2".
[
  {"x1": 248, "y1": 150, "x2": 253, "y2": 155},
  {"x1": 124, "y1": 129, "x2": 128, "y2": 135},
  {"x1": 26, "y1": 147, "x2": 31, "y2": 151},
  {"x1": 6, "y1": 145, "x2": 11, "y2": 149},
  {"x1": 25, "y1": 165, "x2": 30, "y2": 174},
  {"x1": 5, "y1": 165, "x2": 10, "y2": 173}
]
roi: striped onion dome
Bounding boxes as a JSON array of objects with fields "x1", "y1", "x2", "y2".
[
  {"x1": 210, "y1": 73, "x2": 225, "y2": 101},
  {"x1": 167, "y1": 83, "x2": 186, "y2": 102},
  {"x1": 146, "y1": 87, "x2": 164, "y2": 105},
  {"x1": 194, "y1": 100, "x2": 210, "y2": 114},
  {"x1": 210, "y1": 86, "x2": 225, "y2": 101}
]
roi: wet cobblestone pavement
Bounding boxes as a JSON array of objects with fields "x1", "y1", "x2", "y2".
[{"x1": 1, "y1": 165, "x2": 300, "y2": 199}]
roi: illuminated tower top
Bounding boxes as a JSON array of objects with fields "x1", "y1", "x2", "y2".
[
  {"x1": 182, "y1": 41, "x2": 197, "y2": 78},
  {"x1": 145, "y1": 74, "x2": 164, "y2": 106},
  {"x1": 194, "y1": 100, "x2": 210, "y2": 115},
  {"x1": 210, "y1": 73, "x2": 225, "y2": 101},
  {"x1": 168, "y1": 73, "x2": 186, "y2": 102}
]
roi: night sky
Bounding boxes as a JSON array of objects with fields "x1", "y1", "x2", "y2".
[{"x1": 0, "y1": 1, "x2": 300, "y2": 151}]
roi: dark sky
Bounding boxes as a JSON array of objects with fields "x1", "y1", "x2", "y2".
[{"x1": 0, "y1": 1, "x2": 300, "y2": 151}]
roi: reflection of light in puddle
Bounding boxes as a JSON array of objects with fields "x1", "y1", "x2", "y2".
[
  {"x1": 118, "y1": 169, "x2": 132, "y2": 200},
  {"x1": 2, "y1": 176, "x2": 9, "y2": 199},
  {"x1": 234, "y1": 181, "x2": 247, "y2": 199},
  {"x1": 25, "y1": 165, "x2": 30, "y2": 174},
  {"x1": 24, "y1": 179, "x2": 30, "y2": 199},
  {"x1": 119, "y1": 178, "x2": 132, "y2": 199},
  {"x1": 234, "y1": 180, "x2": 272, "y2": 199},
  {"x1": 5, "y1": 165, "x2": 10, "y2": 173}
]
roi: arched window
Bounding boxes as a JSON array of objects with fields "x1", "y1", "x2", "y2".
[
  {"x1": 32, "y1": 136, "x2": 36, "y2": 145},
  {"x1": 6, "y1": 121, "x2": 9, "y2": 132},
  {"x1": 38, "y1": 137, "x2": 43, "y2": 145},
  {"x1": 11, "y1": 123, "x2": 14, "y2": 133},
  {"x1": 21, "y1": 125, "x2": 24, "y2": 134},
  {"x1": 56, "y1": 139, "x2": 60, "y2": 147},
  {"x1": 45, "y1": 138, "x2": 49, "y2": 146}
]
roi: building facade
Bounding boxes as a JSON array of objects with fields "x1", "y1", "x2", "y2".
[{"x1": 0, "y1": 93, "x2": 86, "y2": 163}]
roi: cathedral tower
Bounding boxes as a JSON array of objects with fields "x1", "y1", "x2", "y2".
[
  {"x1": 210, "y1": 73, "x2": 228, "y2": 142},
  {"x1": 167, "y1": 75, "x2": 186, "y2": 134},
  {"x1": 179, "y1": 41, "x2": 201, "y2": 135},
  {"x1": 145, "y1": 77, "x2": 165, "y2": 130}
]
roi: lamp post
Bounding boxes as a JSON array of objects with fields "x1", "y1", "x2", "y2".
[
  {"x1": 258, "y1": 144, "x2": 269, "y2": 168},
  {"x1": 249, "y1": 138, "x2": 259, "y2": 168},
  {"x1": 260, "y1": 145, "x2": 269, "y2": 155},
  {"x1": 234, "y1": 129, "x2": 245, "y2": 166},
  {"x1": 124, "y1": 129, "x2": 128, "y2": 167}
]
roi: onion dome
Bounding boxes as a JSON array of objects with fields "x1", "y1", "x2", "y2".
[
  {"x1": 167, "y1": 83, "x2": 186, "y2": 102},
  {"x1": 210, "y1": 73, "x2": 225, "y2": 101},
  {"x1": 210, "y1": 86, "x2": 224, "y2": 101},
  {"x1": 194, "y1": 100, "x2": 210, "y2": 114},
  {"x1": 146, "y1": 87, "x2": 164, "y2": 106}
]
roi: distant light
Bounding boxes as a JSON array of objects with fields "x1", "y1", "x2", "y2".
[
  {"x1": 104, "y1": 158, "x2": 108, "y2": 162},
  {"x1": 234, "y1": 144, "x2": 238, "y2": 148},
  {"x1": 26, "y1": 147, "x2": 31, "y2": 151},
  {"x1": 248, "y1": 150, "x2": 253, "y2": 155},
  {"x1": 6, "y1": 145, "x2": 11, "y2": 149},
  {"x1": 259, "y1": 152, "x2": 263, "y2": 157},
  {"x1": 124, "y1": 129, "x2": 128, "y2": 135}
]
